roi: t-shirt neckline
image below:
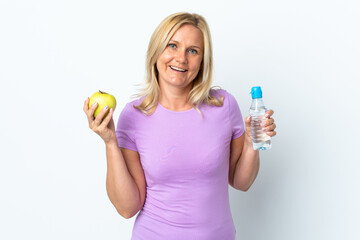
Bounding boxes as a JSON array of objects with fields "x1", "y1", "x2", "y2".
[{"x1": 157, "y1": 102, "x2": 195, "y2": 113}]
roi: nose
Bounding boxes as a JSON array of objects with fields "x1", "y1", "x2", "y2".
[{"x1": 175, "y1": 49, "x2": 187, "y2": 64}]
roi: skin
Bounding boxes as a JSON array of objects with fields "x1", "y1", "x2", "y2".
[
  {"x1": 83, "y1": 23, "x2": 277, "y2": 219},
  {"x1": 228, "y1": 111, "x2": 276, "y2": 191},
  {"x1": 154, "y1": 24, "x2": 277, "y2": 190},
  {"x1": 157, "y1": 24, "x2": 204, "y2": 111}
]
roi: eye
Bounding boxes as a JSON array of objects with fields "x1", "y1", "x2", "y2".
[
  {"x1": 188, "y1": 49, "x2": 198, "y2": 54},
  {"x1": 168, "y1": 43, "x2": 177, "y2": 49}
]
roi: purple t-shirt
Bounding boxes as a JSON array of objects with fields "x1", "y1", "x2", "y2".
[{"x1": 115, "y1": 89, "x2": 244, "y2": 240}]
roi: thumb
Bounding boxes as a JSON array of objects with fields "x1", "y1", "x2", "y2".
[{"x1": 245, "y1": 116, "x2": 251, "y2": 126}]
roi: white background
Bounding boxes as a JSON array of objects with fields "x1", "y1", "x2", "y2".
[{"x1": 1, "y1": 0, "x2": 359, "y2": 239}]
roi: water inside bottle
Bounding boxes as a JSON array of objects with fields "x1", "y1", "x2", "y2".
[{"x1": 251, "y1": 115, "x2": 271, "y2": 143}]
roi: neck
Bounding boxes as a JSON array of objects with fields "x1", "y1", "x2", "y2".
[{"x1": 158, "y1": 83, "x2": 193, "y2": 111}]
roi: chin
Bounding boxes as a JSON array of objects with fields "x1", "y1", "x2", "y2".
[{"x1": 167, "y1": 79, "x2": 188, "y2": 86}]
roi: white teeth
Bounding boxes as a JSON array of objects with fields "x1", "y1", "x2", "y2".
[{"x1": 170, "y1": 66, "x2": 186, "y2": 72}]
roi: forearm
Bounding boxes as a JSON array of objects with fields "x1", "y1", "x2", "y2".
[
  {"x1": 233, "y1": 137, "x2": 260, "y2": 191},
  {"x1": 105, "y1": 142, "x2": 141, "y2": 217}
]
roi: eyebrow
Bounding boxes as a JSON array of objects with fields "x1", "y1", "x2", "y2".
[{"x1": 169, "y1": 40, "x2": 202, "y2": 49}]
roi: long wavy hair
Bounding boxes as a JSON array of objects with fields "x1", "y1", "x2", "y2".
[{"x1": 132, "y1": 12, "x2": 223, "y2": 116}]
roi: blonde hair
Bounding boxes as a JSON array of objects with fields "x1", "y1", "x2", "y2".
[{"x1": 132, "y1": 12, "x2": 223, "y2": 116}]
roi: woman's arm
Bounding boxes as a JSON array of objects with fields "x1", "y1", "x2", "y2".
[
  {"x1": 229, "y1": 110, "x2": 276, "y2": 191},
  {"x1": 229, "y1": 133, "x2": 260, "y2": 191},
  {"x1": 228, "y1": 132, "x2": 260, "y2": 191},
  {"x1": 84, "y1": 98, "x2": 145, "y2": 218},
  {"x1": 105, "y1": 142, "x2": 146, "y2": 219}
]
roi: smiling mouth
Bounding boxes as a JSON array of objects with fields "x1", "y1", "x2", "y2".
[{"x1": 170, "y1": 66, "x2": 187, "y2": 72}]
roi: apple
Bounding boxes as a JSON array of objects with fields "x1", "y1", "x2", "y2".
[{"x1": 89, "y1": 90, "x2": 117, "y2": 117}]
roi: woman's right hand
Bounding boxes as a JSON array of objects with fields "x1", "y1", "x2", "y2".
[{"x1": 83, "y1": 97, "x2": 117, "y2": 144}]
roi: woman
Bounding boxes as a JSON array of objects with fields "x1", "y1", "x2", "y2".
[{"x1": 83, "y1": 12, "x2": 276, "y2": 240}]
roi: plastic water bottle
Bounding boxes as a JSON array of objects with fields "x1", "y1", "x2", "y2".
[{"x1": 249, "y1": 86, "x2": 271, "y2": 150}]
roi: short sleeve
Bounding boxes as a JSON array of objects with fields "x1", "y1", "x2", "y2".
[
  {"x1": 115, "y1": 103, "x2": 138, "y2": 152},
  {"x1": 226, "y1": 91, "x2": 245, "y2": 140}
]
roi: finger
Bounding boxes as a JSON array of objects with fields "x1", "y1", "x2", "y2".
[
  {"x1": 263, "y1": 123, "x2": 276, "y2": 132},
  {"x1": 83, "y1": 97, "x2": 90, "y2": 112},
  {"x1": 266, "y1": 130, "x2": 277, "y2": 137},
  {"x1": 88, "y1": 101, "x2": 98, "y2": 120},
  {"x1": 93, "y1": 105, "x2": 109, "y2": 126},
  {"x1": 244, "y1": 116, "x2": 251, "y2": 127},
  {"x1": 109, "y1": 118, "x2": 115, "y2": 131},
  {"x1": 264, "y1": 109, "x2": 274, "y2": 118},
  {"x1": 261, "y1": 118, "x2": 275, "y2": 127},
  {"x1": 100, "y1": 108, "x2": 114, "y2": 128},
  {"x1": 86, "y1": 102, "x2": 97, "y2": 127}
]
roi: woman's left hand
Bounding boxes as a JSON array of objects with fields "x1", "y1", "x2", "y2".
[{"x1": 244, "y1": 109, "x2": 277, "y2": 140}]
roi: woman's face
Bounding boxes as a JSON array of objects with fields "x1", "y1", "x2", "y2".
[{"x1": 156, "y1": 24, "x2": 204, "y2": 90}]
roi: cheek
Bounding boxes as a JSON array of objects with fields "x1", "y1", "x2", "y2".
[
  {"x1": 158, "y1": 51, "x2": 172, "y2": 64},
  {"x1": 156, "y1": 56, "x2": 169, "y2": 73},
  {"x1": 189, "y1": 59, "x2": 202, "y2": 73}
]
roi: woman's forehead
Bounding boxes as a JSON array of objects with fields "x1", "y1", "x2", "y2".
[{"x1": 170, "y1": 24, "x2": 204, "y2": 47}]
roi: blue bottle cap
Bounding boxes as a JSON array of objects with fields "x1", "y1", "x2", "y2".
[{"x1": 250, "y1": 86, "x2": 263, "y2": 99}]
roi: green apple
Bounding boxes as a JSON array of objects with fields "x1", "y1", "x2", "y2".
[{"x1": 89, "y1": 90, "x2": 117, "y2": 117}]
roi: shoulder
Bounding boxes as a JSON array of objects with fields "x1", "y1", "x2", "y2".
[
  {"x1": 209, "y1": 88, "x2": 236, "y2": 105},
  {"x1": 122, "y1": 96, "x2": 145, "y2": 113},
  {"x1": 210, "y1": 88, "x2": 241, "y2": 117},
  {"x1": 117, "y1": 97, "x2": 145, "y2": 124},
  {"x1": 210, "y1": 87, "x2": 228, "y2": 97}
]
